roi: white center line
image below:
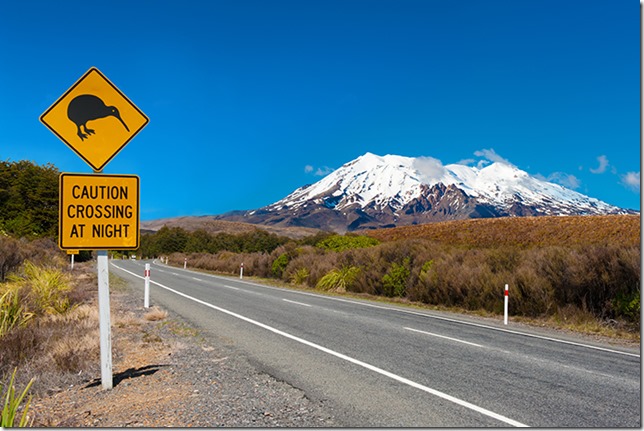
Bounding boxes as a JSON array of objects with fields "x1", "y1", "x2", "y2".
[
  {"x1": 111, "y1": 262, "x2": 527, "y2": 427},
  {"x1": 192, "y1": 277, "x2": 202, "y2": 281},
  {"x1": 404, "y1": 327, "x2": 484, "y2": 348},
  {"x1": 224, "y1": 285, "x2": 240, "y2": 290},
  {"x1": 283, "y1": 299, "x2": 312, "y2": 307}
]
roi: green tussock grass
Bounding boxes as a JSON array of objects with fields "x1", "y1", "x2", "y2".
[{"x1": 1, "y1": 368, "x2": 35, "y2": 427}]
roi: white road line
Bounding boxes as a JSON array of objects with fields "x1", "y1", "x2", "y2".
[
  {"x1": 283, "y1": 299, "x2": 312, "y2": 307},
  {"x1": 111, "y1": 262, "x2": 527, "y2": 427},
  {"x1": 405, "y1": 327, "x2": 484, "y2": 348},
  {"x1": 192, "y1": 277, "x2": 202, "y2": 281},
  {"x1": 224, "y1": 285, "x2": 240, "y2": 291}
]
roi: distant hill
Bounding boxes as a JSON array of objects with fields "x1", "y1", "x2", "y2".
[
  {"x1": 360, "y1": 214, "x2": 641, "y2": 248},
  {"x1": 140, "y1": 216, "x2": 321, "y2": 239}
]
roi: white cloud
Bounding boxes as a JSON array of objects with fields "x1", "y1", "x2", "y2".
[
  {"x1": 456, "y1": 158, "x2": 476, "y2": 166},
  {"x1": 590, "y1": 155, "x2": 609, "y2": 174},
  {"x1": 621, "y1": 171, "x2": 640, "y2": 192},
  {"x1": 473, "y1": 148, "x2": 515, "y2": 167},
  {"x1": 542, "y1": 172, "x2": 582, "y2": 189},
  {"x1": 315, "y1": 166, "x2": 334, "y2": 176},
  {"x1": 306, "y1": 164, "x2": 333, "y2": 176},
  {"x1": 412, "y1": 156, "x2": 446, "y2": 184}
]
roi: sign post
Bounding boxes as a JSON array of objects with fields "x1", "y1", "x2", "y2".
[
  {"x1": 97, "y1": 250, "x2": 112, "y2": 389},
  {"x1": 67, "y1": 250, "x2": 78, "y2": 270},
  {"x1": 42, "y1": 67, "x2": 148, "y2": 390}
]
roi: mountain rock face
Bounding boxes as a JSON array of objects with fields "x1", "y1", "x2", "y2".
[{"x1": 219, "y1": 153, "x2": 635, "y2": 232}]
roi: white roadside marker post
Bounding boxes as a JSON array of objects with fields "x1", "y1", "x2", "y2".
[
  {"x1": 184, "y1": 258, "x2": 187, "y2": 269},
  {"x1": 144, "y1": 263, "x2": 151, "y2": 308},
  {"x1": 504, "y1": 284, "x2": 509, "y2": 325},
  {"x1": 97, "y1": 250, "x2": 113, "y2": 389},
  {"x1": 240, "y1": 262, "x2": 244, "y2": 279}
]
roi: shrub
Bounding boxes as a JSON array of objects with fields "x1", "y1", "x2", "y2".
[
  {"x1": 316, "y1": 235, "x2": 379, "y2": 252},
  {"x1": 165, "y1": 224, "x2": 639, "y2": 330},
  {"x1": 316, "y1": 266, "x2": 361, "y2": 293},
  {"x1": 10, "y1": 261, "x2": 73, "y2": 316},
  {"x1": 613, "y1": 291, "x2": 640, "y2": 324},
  {"x1": 382, "y1": 257, "x2": 411, "y2": 297},
  {"x1": 271, "y1": 253, "x2": 289, "y2": 278},
  {"x1": 0, "y1": 237, "x2": 23, "y2": 282},
  {"x1": 285, "y1": 249, "x2": 337, "y2": 288},
  {"x1": 289, "y1": 268, "x2": 309, "y2": 285}
]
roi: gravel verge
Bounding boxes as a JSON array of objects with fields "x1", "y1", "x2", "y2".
[{"x1": 31, "y1": 271, "x2": 339, "y2": 427}]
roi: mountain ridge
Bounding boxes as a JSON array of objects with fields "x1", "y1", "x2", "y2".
[{"x1": 216, "y1": 152, "x2": 635, "y2": 232}]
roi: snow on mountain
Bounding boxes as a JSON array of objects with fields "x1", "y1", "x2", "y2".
[
  {"x1": 270, "y1": 153, "x2": 422, "y2": 212},
  {"x1": 269, "y1": 152, "x2": 623, "y2": 216},
  {"x1": 220, "y1": 152, "x2": 633, "y2": 232}
]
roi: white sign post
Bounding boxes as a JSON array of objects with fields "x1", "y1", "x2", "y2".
[
  {"x1": 144, "y1": 263, "x2": 150, "y2": 308},
  {"x1": 504, "y1": 284, "x2": 509, "y2": 325},
  {"x1": 43, "y1": 68, "x2": 148, "y2": 391},
  {"x1": 240, "y1": 262, "x2": 244, "y2": 279},
  {"x1": 97, "y1": 250, "x2": 113, "y2": 389}
]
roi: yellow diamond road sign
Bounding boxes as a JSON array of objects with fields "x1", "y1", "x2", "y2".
[
  {"x1": 59, "y1": 173, "x2": 140, "y2": 250},
  {"x1": 41, "y1": 67, "x2": 149, "y2": 172}
]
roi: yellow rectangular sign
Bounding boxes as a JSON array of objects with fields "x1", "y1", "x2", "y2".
[{"x1": 59, "y1": 173, "x2": 139, "y2": 250}]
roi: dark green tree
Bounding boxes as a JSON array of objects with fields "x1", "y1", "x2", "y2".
[{"x1": 0, "y1": 160, "x2": 59, "y2": 239}]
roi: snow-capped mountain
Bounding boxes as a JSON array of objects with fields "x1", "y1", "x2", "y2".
[{"x1": 220, "y1": 152, "x2": 634, "y2": 232}]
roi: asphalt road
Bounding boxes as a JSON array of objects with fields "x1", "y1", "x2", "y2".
[{"x1": 111, "y1": 259, "x2": 640, "y2": 427}]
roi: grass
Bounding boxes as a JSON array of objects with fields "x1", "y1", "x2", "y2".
[
  {"x1": 144, "y1": 306, "x2": 168, "y2": 322},
  {"x1": 109, "y1": 273, "x2": 130, "y2": 293},
  {"x1": 0, "y1": 260, "x2": 77, "y2": 338},
  {"x1": 0, "y1": 285, "x2": 34, "y2": 338},
  {"x1": 1, "y1": 368, "x2": 35, "y2": 427},
  {"x1": 316, "y1": 266, "x2": 361, "y2": 293},
  {"x1": 0, "y1": 257, "x2": 97, "y2": 398}
]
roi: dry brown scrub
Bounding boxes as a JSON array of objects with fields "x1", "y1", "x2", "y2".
[
  {"x1": 172, "y1": 215, "x2": 640, "y2": 335},
  {"x1": 361, "y1": 214, "x2": 640, "y2": 248}
]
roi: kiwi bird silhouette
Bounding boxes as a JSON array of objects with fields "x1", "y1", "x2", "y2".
[{"x1": 67, "y1": 94, "x2": 130, "y2": 141}]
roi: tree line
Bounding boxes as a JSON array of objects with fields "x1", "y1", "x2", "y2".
[
  {"x1": 138, "y1": 226, "x2": 293, "y2": 256},
  {"x1": 0, "y1": 160, "x2": 59, "y2": 239}
]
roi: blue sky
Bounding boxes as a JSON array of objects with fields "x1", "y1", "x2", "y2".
[{"x1": 0, "y1": 0, "x2": 640, "y2": 220}]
